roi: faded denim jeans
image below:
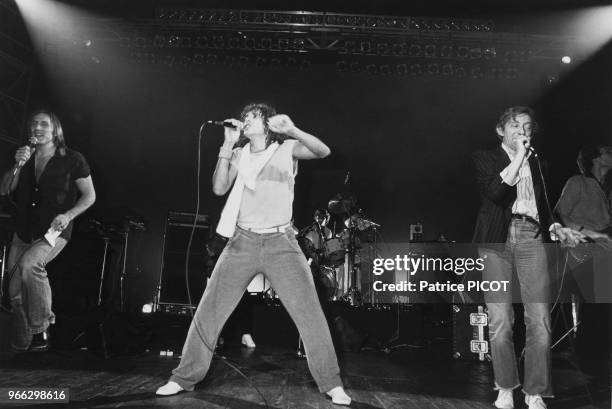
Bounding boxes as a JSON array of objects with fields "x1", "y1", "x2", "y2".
[
  {"x1": 170, "y1": 227, "x2": 343, "y2": 393},
  {"x1": 479, "y1": 219, "x2": 552, "y2": 397},
  {"x1": 7, "y1": 233, "x2": 67, "y2": 351}
]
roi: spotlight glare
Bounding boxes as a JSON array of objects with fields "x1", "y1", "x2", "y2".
[{"x1": 561, "y1": 55, "x2": 571, "y2": 64}]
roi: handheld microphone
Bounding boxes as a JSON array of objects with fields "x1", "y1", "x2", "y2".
[
  {"x1": 207, "y1": 120, "x2": 242, "y2": 130},
  {"x1": 13, "y1": 140, "x2": 37, "y2": 175},
  {"x1": 523, "y1": 140, "x2": 537, "y2": 156}
]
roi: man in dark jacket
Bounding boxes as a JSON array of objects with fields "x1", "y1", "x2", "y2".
[{"x1": 472, "y1": 106, "x2": 582, "y2": 409}]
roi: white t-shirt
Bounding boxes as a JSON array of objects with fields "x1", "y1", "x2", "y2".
[{"x1": 233, "y1": 140, "x2": 298, "y2": 229}]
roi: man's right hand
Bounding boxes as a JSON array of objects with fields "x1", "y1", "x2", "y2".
[
  {"x1": 223, "y1": 118, "x2": 243, "y2": 145},
  {"x1": 14, "y1": 145, "x2": 34, "y2": 165},
  {"x1": 516, "y1": 136, "x2": 531, "y2": 157}
]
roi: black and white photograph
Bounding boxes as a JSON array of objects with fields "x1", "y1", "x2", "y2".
[{"x1": 0, "y1": 0, "x2": 610, "y2": 408}]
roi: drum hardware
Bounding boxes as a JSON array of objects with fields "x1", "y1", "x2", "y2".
[
  {"x1": 89, "y1": 213, "x2": 146, "y2": 313},
  {"x1": 296, "y1": 335, "x2": 307, "y2": 358}
]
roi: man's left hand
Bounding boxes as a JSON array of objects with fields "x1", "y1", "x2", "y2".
[
  {"x1": 268, "y1": 114, "x2": 296, "y2": 135},
  {"x1": 51, "y1": 213, "x2": 71, "y2": 232}
]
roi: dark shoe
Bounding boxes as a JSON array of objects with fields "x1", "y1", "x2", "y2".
[{"x1": 29, "y1": 330, "x2": 50, "y2": 352}]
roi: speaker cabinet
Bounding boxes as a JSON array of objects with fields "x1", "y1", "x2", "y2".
[{"x1": 156, "y1": 212, "x2": 210, "y2": 309}]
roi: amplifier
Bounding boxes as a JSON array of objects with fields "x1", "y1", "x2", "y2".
[
  {"x1": 154, "y1": 212, "x2": 211, "y2": 311},
  {"x1": 452, "y1": 303, "x2": 491, "y2": 361}
]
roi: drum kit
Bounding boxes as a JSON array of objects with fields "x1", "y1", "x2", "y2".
[{"x1": 297, "y1": 193, "x2": 379, "y2": 306}]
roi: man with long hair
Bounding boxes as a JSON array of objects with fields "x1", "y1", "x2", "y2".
[
  {"x1": 156, "y1": 103, "x2": 351, "y2": 405},
  {"x1": 0, "y1": 109, "x2": 96, "y2": 352}
]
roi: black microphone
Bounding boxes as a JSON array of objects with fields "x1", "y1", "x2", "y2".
[
  {"x1": 13, "y1": 140, "x2": 37, "y2": 175},
  {"x1": 207, "y1": 120, "x2": 242, "y2": 129}
]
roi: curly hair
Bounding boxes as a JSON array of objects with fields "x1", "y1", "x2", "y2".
[
  {"x1": 27, "y1": 109, "x2": 67, "y2": 156},
  {"x1": 234, "y1": 102, "x2": 285, "y2": 148}
]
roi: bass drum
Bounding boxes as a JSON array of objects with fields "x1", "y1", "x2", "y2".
[
  {"x1": 247, "y1": 273, "x2": 271, "y2": 294},
  {"x1": 317, "y1": 266, "x2": 338, "y2": 301},
  {"x1": 322, "y1": 238, "x2": 346, "y2": 267}
]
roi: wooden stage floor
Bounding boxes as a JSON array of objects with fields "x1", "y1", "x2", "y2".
[{"x1": 0, "y1": 341, "x2": 609, "y2": 409}]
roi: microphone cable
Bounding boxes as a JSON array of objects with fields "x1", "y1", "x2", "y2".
[{"x1": 180, "y1": 122, "x2": 270, "y2": 409}]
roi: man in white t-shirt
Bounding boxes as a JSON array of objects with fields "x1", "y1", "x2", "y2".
[{"x1": 157, "y1": 103, "x2": 351, "y2": 405}]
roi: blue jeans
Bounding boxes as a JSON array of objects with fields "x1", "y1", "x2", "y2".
[
  {"x1": 170, "y1": 227, "x2": 342, "y2": 393},
  {"x1": 479, "y1": 220, "x2": 552, "y2": 397},
  {"x1": 7, "y1": 233, "x2": 67, "y2": 351}
]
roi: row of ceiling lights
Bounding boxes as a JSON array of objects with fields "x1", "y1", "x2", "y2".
[
  {"x1": 120, "y1": 34, "x2": 537, "y2": 63},
  {"x1": 155, "y1": 8, "x2": 494, "y2": 32},
  {"x1": 336, "y1": 60, "x2": 519, "y2": 79}
]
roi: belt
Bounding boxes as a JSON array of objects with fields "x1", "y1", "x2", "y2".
[
  {"x1": 237, "y1": 222, "x2": 293, "y2": 234},
  {"x1": 511, "y1": 214, "x2": 540, "y2": 227}
]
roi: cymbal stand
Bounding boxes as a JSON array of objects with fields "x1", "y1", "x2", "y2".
[
  {"x1": 97, "y1": 237, "x2": 110, "y2": 305},
  {"x1": 119, "y1": 230, "x2": 129, "y2": 312},
  {"x1": 342, "y1": 225, "x2": 362, "y2": 307},
  {"x1": 72, "y1": 234, "x2": 111, "y2": 357}
]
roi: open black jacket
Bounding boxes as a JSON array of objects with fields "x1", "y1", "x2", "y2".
[{"x1": 472, "y1": 146, "x2": 552, "y2": 244}]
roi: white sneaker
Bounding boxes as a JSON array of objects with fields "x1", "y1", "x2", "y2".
[
  {"x1": 525, "y1": 394, "x2": 547, "y2": 409},
  {"x1": 326, "y1": 386, "x2": 351, "y2": 406},
  {"x1": 494, "y1": 389, "x2": 514, "y2": 409},
  {"x1": 156, "y1": 381, "x2": 184, "y2": 396},
  {"x1": 241, "y1": 333, "x2": 256, "y2": 348}
]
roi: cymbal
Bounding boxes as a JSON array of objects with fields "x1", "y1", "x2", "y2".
[
  {"x1": 344, "y1": 214, "x2": 380, "y2": 231},
  {"x1": 328, "y1": 194, "x2": 356, "y2": 214}
]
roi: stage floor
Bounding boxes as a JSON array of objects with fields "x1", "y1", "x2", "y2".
[{"x1": 0, "y1": 342, "x2": 609, "y2": 409}]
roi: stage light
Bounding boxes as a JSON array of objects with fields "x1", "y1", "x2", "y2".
[
  {"x1": 343, "y1": 40, "x2": 356, "y2": 54},
  {"x1": 195, "y1": 36, "x2": 209, "y2": 48},
  {"x1": 293, "y1": 39, "x2": 305, "y2": 51},
  {"x1": 457, "y1": 46, "x2": 469, "y2": 59},
  {"x1": 244, "y1": 38, "x2": 255, "y2": 50},
  {"x1": 469, "y1": 47, "x2": 482, "y2": 59},
  {"x1": 409, "y1": 44, "x2": 422, "y2": 57},
  {"x1": 425, "y1": 44, "x2": 436, "y2": 58},
  {"x1": 561, "y1": 55, "x2": 572, "y2": 64},
  {"x1": 471, "y1": 66, "x2": 484, "y2": 79},
  {"x1": 392, "y1": 42, "x2": 406, "y2": 56},
  {"x1": 376, "y1": 42, "x2": 390, "y2": 56},
  {"x1": 360, "y1": 41, "x2": 372, "y2": 54},
  {"x1": 409, "y1": 63, "x2": 422, "y2": 76},
  {"x1": 483, "y1": 47, "x2": 497, "y2": 60}
]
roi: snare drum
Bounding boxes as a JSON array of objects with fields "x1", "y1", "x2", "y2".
[{"x1": 323, "y1": 237, "x2": 346, "y2": 267}]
